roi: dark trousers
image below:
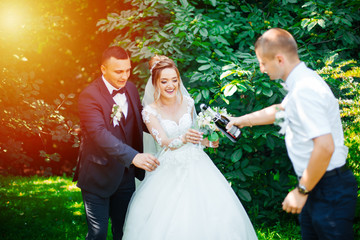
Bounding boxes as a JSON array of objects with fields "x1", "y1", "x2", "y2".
[
  {"x1": 82, "y1": 169, "x2": 135, "y2": 240},
  {"x1": 299, "y1": 169, "x2": 358, "y2": 240}
]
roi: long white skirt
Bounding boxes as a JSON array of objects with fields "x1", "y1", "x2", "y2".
[{"x1": 123, "y1": 144, "x2": 258, "y2": 240}]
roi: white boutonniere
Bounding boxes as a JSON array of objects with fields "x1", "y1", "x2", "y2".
[
  {"x1": 274, "y1": 108, "x2": 289, "y2": 135},
  {"x1": 111, "y1": 104, "x2": 123, "y2": 127}
]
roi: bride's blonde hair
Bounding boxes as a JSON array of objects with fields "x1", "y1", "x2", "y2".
[{"x1": 149, "y1": 55, "x2": 182, "y2": 103}]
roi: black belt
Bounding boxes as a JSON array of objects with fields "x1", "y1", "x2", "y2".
[{"x1": 323, "y1": 165, "x2": 348, "y2": 178}]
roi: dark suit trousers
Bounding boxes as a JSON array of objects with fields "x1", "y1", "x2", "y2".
[
  {"x1": 299, "y1": 169, "x2": 357, "y2": 240},
  {"x1": 82, "y1": 168, "x2": 135, "y2": 240}
]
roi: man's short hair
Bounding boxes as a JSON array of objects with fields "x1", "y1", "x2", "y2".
[
  {"x1": 101, "y1": 46, "x2": 129, "y2": 65},
  {"x1": 255, "y1": 28, "x2": 298, "y2": 59}
]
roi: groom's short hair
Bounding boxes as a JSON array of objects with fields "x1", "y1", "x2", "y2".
[
  {"x1": 255, "y1": 28, "x2": 298, "y2": 60},
  {"x1": 101, "y1": 46, "x2": 129, "y2": 65}
]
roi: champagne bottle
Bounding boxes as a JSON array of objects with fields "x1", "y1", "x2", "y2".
[{"x1": 200, "y1": 104, "x2": 241, "y2": 143}]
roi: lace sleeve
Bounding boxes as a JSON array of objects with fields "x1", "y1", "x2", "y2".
[{"x1": 142, "y1": 106, "x2": 185, "y2": 150}]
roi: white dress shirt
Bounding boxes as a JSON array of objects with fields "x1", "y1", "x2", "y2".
[
  {"x1": 102, "y1": 76, "x2": 128, "y2": 119},
  {"x1": 281, "y1": 62, "x2": 347, "y2": 177}
]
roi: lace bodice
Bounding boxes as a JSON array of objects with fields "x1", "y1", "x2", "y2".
[{"x1": 142, "y1": 96, "x2": 194, "y2": 150}]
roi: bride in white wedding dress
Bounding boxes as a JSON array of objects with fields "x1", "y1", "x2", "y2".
[{"x1": 122, "y1": 55, "x2": 258, "y2": 240}]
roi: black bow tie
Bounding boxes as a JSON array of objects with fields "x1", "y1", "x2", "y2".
[{"x1": 111, "y1": 88, "x2": 125, "y2": 97}]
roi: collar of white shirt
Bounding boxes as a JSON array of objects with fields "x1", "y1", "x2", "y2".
[
  {"x1": 102, "y1": 75, "x2": 124, "y2": 95},
  {"x1": 102, "y1": 75, "x2": 128, "y2": 118},
  {"x1": 285, "y1": 61, "x2": 306, "y2": 91}
]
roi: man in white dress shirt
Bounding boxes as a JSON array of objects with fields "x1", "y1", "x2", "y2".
[{"x1": 227, "y1": 28, "x2": 357, "y2": 239}]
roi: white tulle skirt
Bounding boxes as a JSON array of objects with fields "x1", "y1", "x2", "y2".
[{"x1": 123, "y1": 144, "x2": 258, "y2": 240}]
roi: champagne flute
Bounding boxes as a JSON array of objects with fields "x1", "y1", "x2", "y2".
[{"x1": 192, "y1": 119, "x2": 204, "y2": 149}]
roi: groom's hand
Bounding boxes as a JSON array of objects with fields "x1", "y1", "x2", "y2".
[{"x1": 132, "y1": 153, "x2": 160, "y2": 172}]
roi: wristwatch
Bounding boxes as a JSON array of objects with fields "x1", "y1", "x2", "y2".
[{"x1": 297, "y1": 184, "x2": 310, "y2": 195}]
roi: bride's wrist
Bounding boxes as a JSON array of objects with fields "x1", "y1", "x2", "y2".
[{"x1": 181, "y1": 135, "x2": 187, "y2": 144}]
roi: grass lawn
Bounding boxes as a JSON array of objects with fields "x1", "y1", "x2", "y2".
[{"x1": 0, "y1": 175, "x2": 354, "y2": 240}]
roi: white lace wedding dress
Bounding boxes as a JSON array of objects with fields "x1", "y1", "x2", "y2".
[{"x1": 122, "y1": 96, "x2": 258, "y2": 240}]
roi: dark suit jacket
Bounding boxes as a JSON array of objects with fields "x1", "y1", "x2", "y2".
[{"x1": 73, "y1": 77, "x2": 145, "y2": 198}]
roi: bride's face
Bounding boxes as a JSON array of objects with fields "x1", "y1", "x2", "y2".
[{"x1": 157, "y1": 68, "x2": 179, "y2": 99}]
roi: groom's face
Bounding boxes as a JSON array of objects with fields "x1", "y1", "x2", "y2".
[{"x1": 101, "y1": 57, "x2": 131, "y2": 89}]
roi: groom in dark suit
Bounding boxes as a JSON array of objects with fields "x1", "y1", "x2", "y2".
[{"x1": 73, "y1": 46, "x2": 159, "y2": 240}]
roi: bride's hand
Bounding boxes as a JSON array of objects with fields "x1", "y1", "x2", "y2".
[
  {"x1": 184, "y1": 129, "x2": 203, "y2": 144},
  {"x1": 203, "y1": 139, "x2": 219, "y2": 148}
]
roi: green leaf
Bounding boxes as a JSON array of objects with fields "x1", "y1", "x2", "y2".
[
  {"x1": 224, "y1": 84, "x2": 237, "y2": 97},
  {"x1": 262, "y1": 82, "x2": 271, "y2": 88},
  {"x1": 341, "y1": 18, "x2": 352, "y2": 27},
  {"x1": 241, "y1": 159, "x2": 249, "y2": 168},
  {"x1": 258, "y1": 190, "x2": 270, "y2": 197},
  {"x1": 222, "y1": 63, "x2": 236, "y2": 71},
  {"x1": 237, "y1": 83, "x2": 248, "y2": 92},
  {"x1": 179, "y1": 0, "x2": 188, "y2": 8},
  {"x1": 221, "y1": 95, "x2": 229, "y2": 104},
  {"x1": 67, "y1": 93, "x2": 76, "y2": 99},
  {"x1": 302, "y1": 2, "x2": 312, "y2": 7},
  {"x1": 199, "y1": 28, "x2": 208, "y2": 37},
  {"x1": 307, "y1": 21, "x2": 317, "y2": 31},
  {"x1": 243, "y1": 167, "x2": 254, "y2": 177},
  {"x1": 198, "y1": 64, "x2": 211, "y2": 71},
  {"x1": 190, "y1": 72, "x2": 203, "y2": 82},
  {"x1": 196, "y1": 56, "x2": 209, "y2": 64},
  {"x1": 240, "y1": 5, "x2": 250, "y2": 12},
  {"x1": 231, "y1": 148, "x2": 243, "y2": 162},
  {"x1": 159, "y1": 31, "x2": 169, "y2": 38},
  {"x1": 334, "y1": 16, "x2": 340, "y2": 24},
  {"x1": 242, "y1": 144, "x2": 252, "y2": 152},
  {"x1": 238, "y1": 189, "x2": 251, "y2": 202},
  {"x1": 60, "y1": 93, "x2": 66, "y2": 99},
  {"x1": 208, "y1": 132, "x2": 219, "y2": 141},
  {"x1": 220, "y1": 70, "x2": 234, "y2": 80},
  {"x1": 67, "y1": 120, "x2": 73, "y2": 127},
  {"x1": 194, "y1": 92, "x2": 202, "y2": 103},
  {"x1": 301, "y1": 18, "x2": 310, "y2": 28},
  {"x1": 262, "y1": 88, "x2": 273, "y2": 97},
  {"x1": 209, "y1": 0, "x2": 216, "y2": 7},
  {"x1": 214, "y1": 49, "x2": 225, "y2": 57},
  {"x1": 216, "y1": 36, "x2": 230, "y2": 45},
  {"x1": 54, "y1": 99, "x2": 61, "y2": 105},
  {"x1": 318, "y1": 19, "x2": 325, "y2": 28},
  {"x1": 72, "y1": 143, "x2": 80, "y2": 148},
  {"x1": 201, "y1": 89, "x2": 210, "y2": 99}
]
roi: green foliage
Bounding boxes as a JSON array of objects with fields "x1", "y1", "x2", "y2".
[
  {"x1": 317, "y1": 56, "x2": 360, "y2": 222},
  {"x1": 98, "y1": 0, "x2": 360, "y2": 226},
  {"x1": 0, "y1": 69, "x2": 79, "y2": 175},
  {"x1": 0, "y1": 0, "x2": 123, "y2": 175}
]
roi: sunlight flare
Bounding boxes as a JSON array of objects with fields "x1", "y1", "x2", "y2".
[{"x1": 0, "y1": 4, "x2": 28, "y2": 33}]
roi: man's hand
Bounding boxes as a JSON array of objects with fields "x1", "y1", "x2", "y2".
[
  {"x1": 282, "y1": 188, "x2": 308, "y2": 214},
  {"x1": 132, "y1": 153, "x2": 160, "y2": 172},
  {"x1": 226, "y1": 116, "x2": 247, "y2": 130}
]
